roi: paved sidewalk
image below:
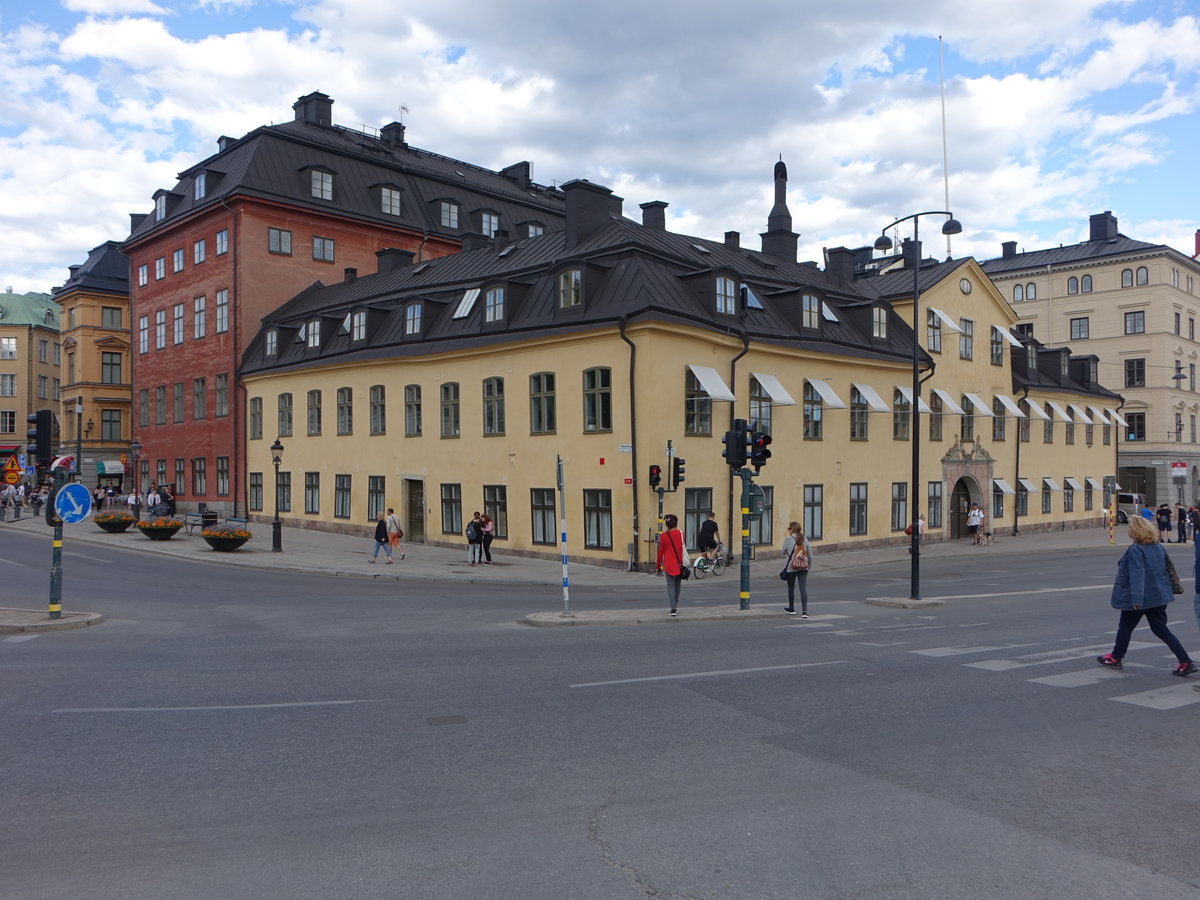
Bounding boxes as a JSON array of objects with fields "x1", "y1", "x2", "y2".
[{"x1": 1, "y1": 513, "x2": 1131, "y2": 630}]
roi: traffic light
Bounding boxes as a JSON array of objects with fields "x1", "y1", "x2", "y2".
[
  {"x1": 648, "y1": 464, "x2": 662, "y2": 489},
  {"x1": 722, "y1": 418, "x2": 748, "y2": 468},
  {"x1": 26, "y1": 409, "x2": 52, "y2": 468},
  {"x1": 750, "y1": 431, "x2": 772, "y2": 471},
  {"x1": 671, "y1": 456, "x2": 686, "y2": 490}
]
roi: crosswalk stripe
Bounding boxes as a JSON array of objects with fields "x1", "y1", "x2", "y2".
[
  {"x1": 912, "y1": 643, "x2": 1040, "y2": 657},
  {"x1": 963, "y1": 641, "x2": 1157, "y2": 671},
  {"x1": 1028, "y1": 669, "x2": 1127, "y2": 687},
  {"x1": 1111, "y1": 684, "x2": 1200, "y2": 710}
]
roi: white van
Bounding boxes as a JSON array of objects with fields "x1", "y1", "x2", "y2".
[{"x1": 1115, "y1": 492, "x2": 1145, "y2": 524}]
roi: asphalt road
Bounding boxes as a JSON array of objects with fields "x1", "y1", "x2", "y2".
[{"x1": 3, "y1": 531, "x2": 1200, "y2": 899}]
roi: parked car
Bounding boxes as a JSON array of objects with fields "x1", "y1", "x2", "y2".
[{"x1": 1115, "y1": 492, "x2": 1145, "y2": 524}]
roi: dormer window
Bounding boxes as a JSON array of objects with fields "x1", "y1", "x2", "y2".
[
  {"x1": 311, "y1": 170, "x2": 333, "y2": 200},
  {"x1": 194, "y1": 172, "x2": 206, "y2": 201},
  {"x1": 307, "y1": 319, "x2": 321, "y2": 349},
  {"x1": 559, "y1": 270, "x2": 582, "y2": 308},
  {"x1": 484, "y1": 287, "x2": 504, "y2": 323},
  {"x1": 381, "y1": 186, "x2": 402, "y2": 216},
  {"x1": 872, "y1": 306, "x2": 888, "y2": 339},
  {"x1": 265, "y1": 329, "x2": 277, "y2": 356},
  {"x1": 352, "y1": 310, "x2": 367, "y2": 341},
  {"x1": 481, "y1": 211, "x2": 499, "y2": 238},
  {"x1": 527, "y1": 223, "x2": 545, "y2": 237},
  {"x1": 715, "y1": 277, "x2": 736, "y2": 315},
  {"x1": 440, "y1": 202, "x2": 459, "y2": 229},
  {"x1": 801, "y1": 294, "x2": 820, "y2": 329},
  {"x1": 154, "y1": 195, "x2": 166, "y2": 221},
  {"x1": 406, "y1": 304, "x2": 422, "y2": 335}
]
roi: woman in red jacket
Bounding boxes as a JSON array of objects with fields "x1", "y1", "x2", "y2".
[{"x1": 656, "y1": 513, "x2": 687, "y2": 618}]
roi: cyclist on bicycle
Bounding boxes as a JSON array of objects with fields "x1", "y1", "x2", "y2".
[{"x1": 696, "y1": 512, "x2": 720, "y2": 566}]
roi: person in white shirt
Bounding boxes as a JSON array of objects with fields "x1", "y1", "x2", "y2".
[{"x1": 967, "y1": 503, "x2": 986, "y2": 545}]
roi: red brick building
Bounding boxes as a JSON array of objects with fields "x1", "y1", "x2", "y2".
[{"x1": 124, "y1": 91, "x2": 565, "y2": 514}]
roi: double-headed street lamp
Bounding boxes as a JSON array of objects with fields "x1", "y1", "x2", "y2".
[
  {"x1": 271, "y1": 438, "x2": 284, "y2": 552},
  {"x1": 874, "y1": 211, "x2": 963, "y2": 603}
]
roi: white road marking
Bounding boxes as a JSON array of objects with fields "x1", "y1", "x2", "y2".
[
  {"x1": 569, "y1": 660, "x2": 847, "y2": 688},
  {"x1": 912, "y1": 643, "x2": 1040, "y2": 657},
  {"x1": 0, "y1": 557, "x2": 23, "y2": 566},
  {"x1": 865, "y1": 584, "x2": 1110, "y2": 602},
  {"x1": 1028, "y1": 669, "x2": 1127, "y2": 687},
  {"x1": 1112, "y1": 685, "x2": 1200, "y2": 710},
  {"x1": 3, "y1": 634, "x2": 40, "y2": 642},
  {"x1": 964, "y1": 641, "x2": 1157, "y2": 671},
  {"x1": 859, "y1": 641, "x2": 912, "y2": 647},
  {"x1": 52, "y1": 699, "x2": 396, "y2": 713}
]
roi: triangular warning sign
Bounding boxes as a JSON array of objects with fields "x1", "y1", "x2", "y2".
[{"x1": 3, "y1": 456, "x2": 19, "y2": 472}]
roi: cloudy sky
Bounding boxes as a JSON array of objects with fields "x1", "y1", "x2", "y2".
[{"x1": 2, "y1": 0, "x2": 1198, "y2": 293}]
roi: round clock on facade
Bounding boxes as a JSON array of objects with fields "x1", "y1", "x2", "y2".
[{"x1": 959, "y1": 278, "x2": 972, "y2": 294}]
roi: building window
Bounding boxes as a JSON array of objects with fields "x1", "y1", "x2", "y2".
[
  {"x1": 559, "y1": 270, "x2": 582, "y2": 308},
  {"x1": 137, "y1": 264, "x2": 148, "y2": 287},
  {"x1": 1175, "y1": 312, "x2": 1182, "y2": 335},
  {"x1": 483, "y1": 485, "x2": 508, "y2": 539},
  {"x1": 803, "y1": 382, "x2": 822, "y2": 440},
  {"x1": 306, "y1": 389, "x2": 321, "y2": 435},
  {"x1": 368, "y1": 476, "x2": 386, "y2": 520},
  {"x1": 484, "y1": 287, "x2": 504, "y2": 323},
  {"x1": 1041, "y1": 480, "x2": 1052, "y2": 514},
  {"x1": 959, "y1": 318, "x2": 974, "y2": 360},
  {"x1": 849, "y1": 483, "x2": 868, "y2": 535},
  {"x1": 1070, "y1": 317, "x2": 1089, "y2": 340},
  {"x1": 154, "y1": 257, "x2": 165, "y2": 280},
  {"x1": 100, "y1": 409, "x2": 120, "y2": 441},
  {"x1": 194, "y1": 296, "x2": 206, "y2": 338},
  {"x1": 268, "y1": 227, "x2": 292, "y2": 255},
  {"x1": 277, "y1": 471, "x2": 291, "y2": 513},
  {"x1": 929, "y1": 392, "x2": 943, "y2": 441},
  {"x1": 172, "y1": 249, "x2": 184, "y2": 273},
  {"x1": 138, "y1": 389, "x2": 148, "y2": 427},
  {"x1": 174, "y1": 383, "x2": 186, "y2": 423},
  {"x1": 249, "y1": 473, "x2": 263, "y2": 511},
  {"x1": 716, "y1": 276, "x2": 737, "y2": 315},
  {"x1": 801, "y1": 294, "x2": 819, "y2": 329},
  {"x1": 992, "y1": 397, "x2": 1006, "y2": 441},
  {"x1": 749, "y1": 485, "x2": 775, "y2": 546},
  {"x1": 101, "y1": 352, "x2": 122, "y2": 385},
  {"x1": 684, "y1": 370, "x2": 712, "y2": 436},
  {"x1": 530, "y1": 373, "x2": 555, "y2": 435},
  {"x1": 265, "y1": 329, "x2": 276, "y2": 356},
  {"x1": 1026, "y1": 282, "x2": 1036, "y2": 300},
  {"x1": 149, "y1": 386, "x2": 163, "y2": 424},
  {"x1": 483, "y1": 377, "x2": 505, "y2": 435},
  {"x1": 583, "y1": 367, "x2": 612, "y2": 432},
  {"x1": 278, "y1": 392, "x2": 293, "y2": 437},
  {"x1": 37, "y1": 375, "x2": 47, "y2": 399},
  {"x1": 1018, "y1": 399, "x2": 1031, "y2": 442},
  {"x1": 101, "y1": 307, "x2": 121, "y2": 329},
  {"x1": 1124, "y1": 358, "x2": 1145, "y2": 387},
  {"x1": 65, "y1": 352, "x2": 75, "y2": 384},
  {"x1": 1122, "y1": 268, "x2": 1133, "y2": 288},
  {"x1": 155, "y1": 309, "x2": 166, "y2": 349},
  {"x1": 928, "y1": 481, "x2": 943, "y2": 527},
  {"x1": 0, "y1": 411, "x2": 13, "y2": 434},
  {"x1": 404, "y1": 385, "x2": 421, "y2": 436},
  {"x1": 381, "y1": 187, "x2": 402, "y2": 216},
  {"x1": 1124, "y1": 310, "x2": 1146, "y2": 334},
  {"x1": 961, "y1": 393, "x2": 975, "y2": 441},
  {"x1": 304, "y1": 472, "x2": 320, "y2": 513},
  {"x1": 173, "y1": 304, "x2": 184, "y2": 344},
  {"x1": 441, "y1": 483, "x2": 462, "y2": 534},
  {"x1": 440, "y1": 202, "x2": 459, "y2": 229},
  {"x1": 993, "y1": 484, "x2": 1005, "y2": 520},
  {"x1": 927, "y1": 308, "x2": 942, "y2": 353},
  {"x1": 311, "y1": 170, "x2": 333, "y2": 200},
  {"x1": 215, "y1": 289, "x2": 229, "y2": 333},
  {"x1": 215, "y1": 229, "x2": 228, "y2": 255},
  {"x1": 440, "y1": 382, "x2": 460, "y2": 438},
  {"x1": 334, "y1": 475, "x2": 351, "y2": 519},
  {"x1": 193, "y1": 377, "x2": 206, "y2": 419},
  {"x1": 849, "y1": 387, "x2": 868, "y2": 441},
  {"x1": 1081, "y1": 274, "x2": 1092, "y2": 292},
  {"x1": 990, "y1": 329, "x2": 1004, "y2": 366},
  {"x1": 312, "y1": 237, "x2": 335, "y2": 262},
  {"x1": 1067, "y1": 276, "x2": 1078, "y2": 294},
  {"x1": 1136, "y1": 266, "x2": 1148, "y2": 285},
  {"x1": 194, "y1": 238, "x2": 206, "y2": 265},
  {"x1": 52, "y1": 377, "x2": 59, "y2": 400},
  {"x1": 370, "y1": 385, "x2": 386, "y2": 434},
  {"x1": 351, "y1": 310, "x2": 367, "y2": 341},
  {"x1": 748, "y1": 377, "x2": 772, "y2": 433},
  {"x1": 890, "y1": 482, "x2": 908, "y2": 532},
  {"x1": 194, "y1": 172, "x2": 206, "y2": 200},
  {"x1": 1014, "y1": 284, "x2": 1024, "y2": 303},
  {"x1": 1084, "y1": 483, "x2": 1094, "y2": 511},
  {"x1": 249, "y1": 397, "x2": 262, "y2": 439},
  {"x1": 531, "y1": 488, "x2": 556, "y2": 545},
  {"x1": 336, "y1": 387, "x2": 352, "y2": 435},
  {"x1": 306, "y1": 318, "x2": 321, "y2": 349},
  {"x1": 188, "y1": 457, "x2": 206, "y2": 495},
  {"x1": 872, "y1": 306, "x2": 888, "y2": 339},
  {"x1": 1016, "y1": 483, "x2": 1028, "y2": 517},
  {"x1": 481, "y1": 211, "x2": 499, "y2": 238},
  {"x1": 583, "y1": 489, "x2": 613, "y2": 549},
  {"x1": 528, "y1": 223, "x2": 545, "y2": 237},
  {"x1": 892, "y1": 389, "x2": 910, "y2": 440},
  {"x1": 216, "y1": 456, "x2": 229, "y2": 495},
  {"x1": 803, "y1": 484, "x2": 823, "y2": 540},
  {"x1": 1043, "y1": 414, "x2": 1054, "y2": 443}
]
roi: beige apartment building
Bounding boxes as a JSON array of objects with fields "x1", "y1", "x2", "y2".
[
  {"x1": 0, "y1": 289, "x2": 61, "y2": 475},
  {"x1": 981, "y1": 212, "x2": 1200, "y2": 506}
]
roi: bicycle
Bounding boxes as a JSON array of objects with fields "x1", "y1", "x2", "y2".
[{"x1": 691, "y1": 541, "x2": 726, "y2": 578}]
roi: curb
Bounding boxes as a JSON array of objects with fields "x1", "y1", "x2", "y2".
[
  {"x1": 523, "y1": 605, "x2": 787, "y2": 627},
  {"x1": 0, "y1": 609, "x2": 104, "y2": 634}
]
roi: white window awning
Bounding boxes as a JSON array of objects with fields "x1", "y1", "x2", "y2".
[
  {"x1": 1107, "y1": 408, "x2": 1129, "y2": 427},
  {"x1": 1086, "y1": 477, "x2": 1104, "y2": 490},
  {"x1": 931, "y1": 388, "x2": 965, "y2": 415},
  {"x1": 895, "y1": 386, "x2": 932, "y2": 413},
  {"x1": 821, "y1": 302, "x2": 839, "y2": 323},
  {"x1": 1044, "y1": 400, "x2": 1073, "y2": 423},
  {"x1": 805, "y1": 377, "x2": 846, "y2": 409},
  {"x1": 963, "y1": 392, "x2": 995, "y2": 417},
  {"x1": 1023, "y1": 398, "x2": 1052, "y2": 421},
  {"x1": 750, "y1": 372, "x2": 796, "y2": 406},
  {"x1": 992, "y1": 325, "x2": 1022, "y2": 347},
  {"x1": 1043, "y1": 477, "x2": 1063, "y2": 492},
  {"x1": 451, "y1": 287, "x2": 481, "y2": 319},
  {"x1": 851, "y1": 383, "x2": 890, "y2": 412},
  {"x1": 995, "y1": 394, "x2": 1026, "y2": 417},
  {"x1": 96, "y1": 460, "x2": 126, "y2": 475},
  {"x1": 1064, "y1": 477, "x2": 1083, "y2": 490},
  {"x1": 928, "y1": 307, "x2": 963, "y2": 332},
  {"x1": 1068, "y1": 405, "x2": 1093, "y2": 425},
  {"x1": 1017, "y1": 478, "x2": 1038, "y2": 492},
  {"x1": 993, "y1": 478, "x2": 1016, "y2": 494},
  {"x1": 1087, "y1": 406, "x2": 1110, "y2": 425},
  {"x1": 687, "y1": 365, "x2": 736, "y2": 402}
]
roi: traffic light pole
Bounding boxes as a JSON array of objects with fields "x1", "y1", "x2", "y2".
[{"x1": 737, "y1": 467, "x2": 752, "y2": 610}]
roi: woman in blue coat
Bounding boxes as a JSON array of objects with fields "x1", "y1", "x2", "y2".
[{"x1": 1098, "y1": 515, "x2": 1195, "y2": 674}]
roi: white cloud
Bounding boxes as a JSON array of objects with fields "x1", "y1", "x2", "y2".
[{"x1": 62, "y1": 0, "x2": 170, "y2": 15}]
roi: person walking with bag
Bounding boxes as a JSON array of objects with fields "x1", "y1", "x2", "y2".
[
  {"x1": 1097, "y1": 515, "x2": 1195, "y2": 675},
  {"x1": 780, "y1": 521, "x2": 812, "y2": 617},
  {"x1": 369, "y1": 511, "x2": 393, "y2": 564},
  {"x1": 465, "y1": 511, "x2": 484, "y2": 566},
  {"x1": 385, "y1": 508, "x2": 405, "y2": 560},
  {"x1": 656, "y1": 513, "x2": 688, "y2": 618}
]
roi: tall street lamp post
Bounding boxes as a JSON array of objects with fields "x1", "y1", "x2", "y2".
[
  {"x1": 271, "y1": 439, "x2": 284, "y2": 552},
  {"x1": 874, "y1": 211, "x2": 962, "y2": 603}
]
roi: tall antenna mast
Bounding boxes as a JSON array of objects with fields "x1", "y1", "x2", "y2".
[{"x1": 939, "y1": 36, "x2": 953, "y2": 259}]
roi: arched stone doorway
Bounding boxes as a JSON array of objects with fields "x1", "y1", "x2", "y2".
[{"x1": 949, "y1": 477, "x2": 981, "y2": 540}]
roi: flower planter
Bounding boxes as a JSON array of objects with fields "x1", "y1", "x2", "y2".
[
  {"x1": 95, "y1": 518, "x2": 136, "y2": 533},
  {"x1": 138, "y1": 524, "x2": 182, "y2": 541},
  {"x1": 203, "y1": 535, "x2": 249, "y2": 552}
]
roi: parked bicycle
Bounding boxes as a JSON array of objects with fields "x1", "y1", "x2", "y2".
[{"x1": 691, "y1": 541, "x2": 726, "y2": 578}]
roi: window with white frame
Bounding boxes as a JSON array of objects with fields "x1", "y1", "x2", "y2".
[
  {"x1": 484, "y1": 287, "x2": 504, "y2": 323},
  {"x1": 559, "y1": 270, "x2": 582, "y2": 308},
  {"x1": 215, "y1": 290, "x2": 229, "y2": 333},
  {"x1": 381, "y1": 187, "x2": 402, "y2": 216},
  {"x1": 172, "y1": 249, "x2": 184, "y2": 273},
  {"x1": 406, "y1": 304, "x2": 421, "y2": 335},
  {"x1": 872, "y1": 306, "x2": 888, "y2": 339},
  {"x1": 155, "y1": 310, "x2": 166, "y2": 349},
  {"x1": 194, "y1": 297, "x2": 206, "y2": 338},
  {"x1": 336, "y1": 387, "x2": 352, "y2": 435},
  {"x1": 801, "y1": 294, "x2": 819, "y2": 329},
  {"x1": 959, "y1": 318, "x2": 974, "y2": 360},
  {"x1": 215, "y1": 229, "x2": 228, "y2": 254},
  {"x1": 194, "y1": 238, "x2": 206, "y2": 265},
  {"x1": 481, "y1": 211, "x2": 499, "y2": 237},
  {"x1": 440, "y1": 202, "x2": 459, "y2": 228},
  {"x1": 352, "y1": 310, "x2": 367, "y2": 341},
  {"x1": 483, "y1": 377, "x2": 505, "y2": 435},
  {"x1": 684, "y1": 370, "x2": 712, "y2": 436},
  {"x1": 268, "y1": 227, "x2": 292, "y2": 255},
  {"x1": 926, "y1": 308, "x2": 942, "y2": 353},
  {"x1": 138, "y1": 316, "x2": 148, "y2": 353},
  {"x1": 137, "y1": 264, "x2": 148, "y2": 287},
  {"x1": 311, "y1": 170, "x2": 333, "y2": 200},
  {"x1": 173, "y1": 304, "x2": 184, "y2": 344},
  {"x1": 154, "y1": 257, "x2": 165, "y2": 280},
  {"x1": 312, "y1": 237, "x2": 334, "y2": 262},
  {"x1": 306, "y1": 319, "x2": 320, "y2": 349},
  {"x1": 749, "y1": 377, "x2": 772, "y2": 433},
  {"x1": 715, "y1": 277, "x2": 737, "y2": 315}
]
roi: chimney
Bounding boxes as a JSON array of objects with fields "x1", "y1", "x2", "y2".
[
  {"x1": 460, "y1": 232, "x2": 492, "y2": 252},
  {"x1": 129, "y1": 212, "x2": 147, "y2": 231},
  {"x1": 561, "y1": 180, "x2": 623, "y2": 250},
  {"x1": 825, "y1": 247, "x2": 855, "y2": 287},
  {"x1": 639, "y1": 201, "x2": 668, "y2": 231},
  {"x1": 760, "y1": 160, "x2": 798, "y2": 262},
  {"x1": 1089, "y1": 210, "x2": 1118, "y2": 242},
  {"x1": 293, "y1": 91, "x2": 333, "y2": 127},
  {"x1": 375, "y1": 248, "x2": 416, "y2": 273},
  {"x1": 493, "y1": 228, "x2": 511, "y2": 251},
  {"x1": 1002, "y1": 240, "x2": 1017, "y2": 259},
  {"x1": 724, "y1": 231, "x2": 740, "y2": 249},
  {"x1": 1194, "y1": 229, "x2": 1199, "y2": 260},
  {"x1": 500, "y1": 161, "x2": 532, "y2": 189},
  {"x1": 380, "y1": 122, "x2": 406, "y2": 148},
  {"x1": 343, "y1": 268, "x2": 357, "y2": 283}
]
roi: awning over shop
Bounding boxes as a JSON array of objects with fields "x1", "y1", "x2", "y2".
[
  {"x1": 750, "y1": 372, "x2": 796, "y2": 406},
  {"x1": 96, "y1": 460, "x2": 126, "y2": 475},
  {"x1": 687, "y1": 365, "x2": 736, "y2": 402}
]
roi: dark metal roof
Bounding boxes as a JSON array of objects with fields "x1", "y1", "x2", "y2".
[
  {"x1": 51, "y1": 241, "x2": 129, "y2": 297},
  {"x1": 1010, "y1": 339, "x2": 1122, "y2": 403},
  {"x1": 979, "y1": 235, "x2": 1161, "y2": 275}
]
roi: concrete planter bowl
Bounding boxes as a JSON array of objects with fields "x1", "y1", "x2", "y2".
[
  {"x1": 94, "y1": 515, "x2": 136, "y2": 533},
  {"x1": 202, "y1": 534, "x2": 250, "y2": 552},
  {"x1": 137, "y1": 518, "x2": 183, "y2": 541}
]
